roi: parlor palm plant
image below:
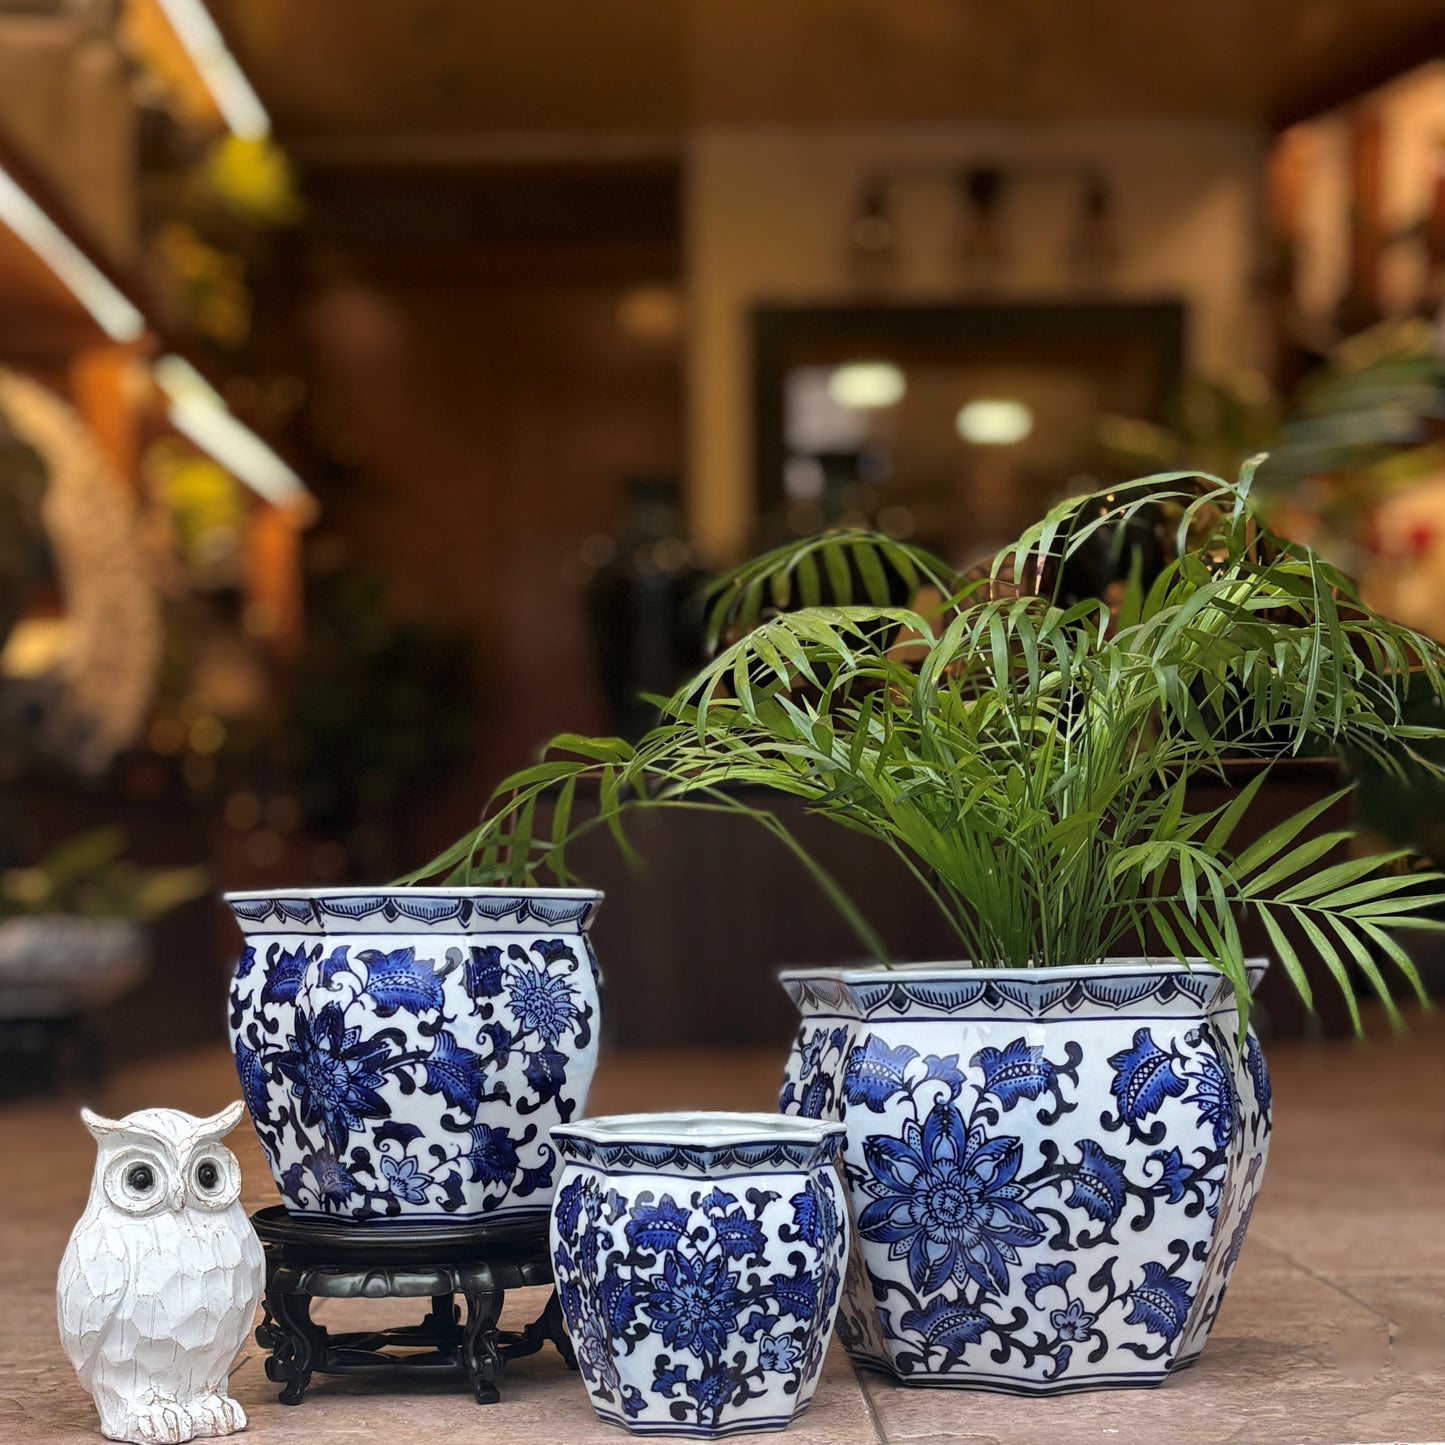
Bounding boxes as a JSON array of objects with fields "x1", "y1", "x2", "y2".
[{"x1": 404, "y1": 462, "x2": 1445, "y2": 1027}]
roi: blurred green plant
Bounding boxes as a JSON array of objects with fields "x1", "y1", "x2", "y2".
[
  {"x1": 405, "y1": 464, "x2": 1445, "y2": 1031},
  {"x1": 0, "y1": 828, "x2": 208, "y2": 922}
]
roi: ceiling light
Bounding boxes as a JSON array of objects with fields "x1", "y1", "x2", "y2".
[
  {"x1": 154, "y1": 0, "x2": 271, "y2": 140},
  {"x1": 956, "y1": 399, "x2": 1034, "y2": 446},
  {"x1": 155, "y1": 355, "x2": 309, "y2": 506},
  {"x1": 0, "y1": 167, "x2": 145, "y2": 341},
  {"x1": 828, "y1": 362, "x2": 906, "y2": 410}
]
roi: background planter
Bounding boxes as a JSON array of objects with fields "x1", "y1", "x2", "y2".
[
  {"x1": 550, "y1": 1112, "x2": 848, "y2": 1437},
  {"x1": 226, "y1": 887, "x2": 602, "y2": 1223},
  {"x1": 779, "y1": 960, "x2": 1271, "y2": 1393}
]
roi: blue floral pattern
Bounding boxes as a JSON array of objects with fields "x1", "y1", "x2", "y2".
[
  {"x1": 227, "y1": 891, "x2": 602, "y2": 1222},
  {"x1": 550, "y1": 1145, "x2": 847, "y2": 1437},
  {"x1": 779, "y1": 963, "x2": 1272, "y2": 1392}
]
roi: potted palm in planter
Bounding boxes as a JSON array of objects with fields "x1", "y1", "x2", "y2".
[{"x1": 400, "y1": 463, "x2": 1445, "y2": 1389}]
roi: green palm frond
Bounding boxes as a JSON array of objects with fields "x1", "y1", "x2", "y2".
[{"x1": 403, "y1": 466, "x2": 1445, "y2": 1030}]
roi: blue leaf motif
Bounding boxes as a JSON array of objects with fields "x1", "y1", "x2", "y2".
[
  {"x1": 466, "y1": 1123, "x2": 520, "y2": 1186},
  {"x1": 1108, "y1": 1027, "x2": 1187, "y2": 1122},
  {"x1": 235, "y1": 945, "x2": 257, "y2": 980},
  {"x1": 599, "y1": 1270, "x2": 638, "y2": 1333},
  {"x1": 1022, "y1": 1260, "x2": 1076, "y2": 1305},
  {"x1": 714, "y1": 1206, "x2": 766, "y2": 1261},
  {"x1": 1245, "y1": 1033, "x2": 1272, "y2": 1116},
  {"x1": 1063, "y1": 1138, "x2": 1128, "y2": 1225},
  {"x1": 899, "y1": 1295, "x2": 991, "y2": 1357},
  {"x1": 652, "y1": 1363, "x2": 690, "y2": 1398},
  {"x1": 843, "y1": 1035, "x2": 918, "y2": 1112},
  {"x1": 771, "y1": 1269, "x2": 818, "y2": 1322},
  {"x1": 553, "y1": 1174, "x2": 590, "y2": 1237},
  {"x1": 233, "y1": 1039, "x2": 270, "y2": 1125},
  {"x1": 523, "y1": 1045, "x2": 569, "y2": 1107},
  {"x1": 261, "y1": 943, "x2": 310, "y2": 1005},
  {"x1": 421, "y1": 1029, "x2": 484, "y2": 1111},
  {"x1": 318, "y1": 945, "x2": 352, "y2": 987},
  {"x1": 466, "y1": 945, "x2": 504, "y2": 1000},
  {"x1": 1146, "y1": 1146, "x2": 1193, "y2": 1203},
  {"x1": 971, "y1": 1037, "x2": 1056, "y2": 1109},
  {"x1": 922, "y1": 1053, "x2": 967, "y2": 1097},
  {"x1": 1123, "y1": 1261, "x2": 1193, "y2": 1341},
  {"x1": 625, "y1": 1194, "x2": 691, "y2": 1255},
  {"x1": 532, "y1": 937, "x2": 577, "y2": 966},
  {"x1": 362, "y1": 947, "x2": 444, "y2": 1017},
  {"x1": 373, "y1": 1119, "x2": 424, "y2": 1150}
]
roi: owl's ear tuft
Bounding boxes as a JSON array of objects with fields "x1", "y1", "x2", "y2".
[
  {"x1": 79, "y1": 1107, "x2": 123, "y2": 1140},
  {"x1": 194, "y1": 1100, "x2": 246, "y2": 1141}
]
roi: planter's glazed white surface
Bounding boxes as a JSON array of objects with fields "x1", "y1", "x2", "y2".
[
  {"x1": 550, "y1": 1112, "x2": 849, "y2": 1437},
  {"x1": 779, "y1": 959, "x2": 1271, "y2": 1393},
  {"x1": 226, "y1": 887, "x2": 602, "y2": 1223}
]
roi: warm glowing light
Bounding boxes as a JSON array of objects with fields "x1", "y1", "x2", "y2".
[
  {"x1": 0, "y1": 168, "x2": 146, "y2": 341},
  {"x1": 956, "y1": 398, "x2": 1034, "y2": 446},
  {"x1": 155, "y1": 355, "x2": 310, "y2": 506},
  {"x1": 828, "y1": 362, "x2": 906, "y2": 410},
  {"x1": 154, "y1": 0, "x2": 271, "y2": 140}
]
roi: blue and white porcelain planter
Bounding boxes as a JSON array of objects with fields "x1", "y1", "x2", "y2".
[
  {"x1": 549, "y1": 1112, "x2": 849, "y2": 1437},
  {"x1": 225, "y1": 886, "x2": 602, "y2": 1224},
  {"x1": 778, "y1": 959, "x2": 1271, "y2": 1394}
]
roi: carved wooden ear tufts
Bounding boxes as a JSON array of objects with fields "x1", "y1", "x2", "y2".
[
  {"x1": 195, "y1": 1100, "x2": 246, "y2": 1140},
  {"x1": 79, "y1": 1107, "x2": 123, "y2": 1141}
]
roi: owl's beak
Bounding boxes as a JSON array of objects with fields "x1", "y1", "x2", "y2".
[{"x1": 168, "y1": 1181, "x2": 185, "y2": 1212}]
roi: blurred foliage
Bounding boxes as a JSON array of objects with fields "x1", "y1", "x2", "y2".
[
  {"x1": 1097, "y1": 372, "x2": 1281, "y2": 485},
  {"x1": 144, "y1": 439, "x2": 247, "y2": 582},
  {"x1": 1252, "y1": 319, "x2": 1445, "y2": 555},
  {"x1": 0, "y1": 827, "x2": 208, "y2": 922},
  {"x1": 236, "y1": 565, "x2": 478, "y2": 841},
  {"x1": 155, "y1": 222, "x2": 252, "y2": 346},
  {"x1": 203, "y1": 136, "x2": 304, "y2": 229}
]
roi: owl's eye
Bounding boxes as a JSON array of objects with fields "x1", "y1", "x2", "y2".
[
  {"x1": 126, "y1": 1164, "x2": 155, "y2": 1194},
  {"x1": 195, "y1": 1160, "x2": 221, "y2": 1191}
]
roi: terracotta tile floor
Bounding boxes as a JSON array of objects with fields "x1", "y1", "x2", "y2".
[{"x1": 3, "y1": 1027, "x2": 1443, "y2": 1444}]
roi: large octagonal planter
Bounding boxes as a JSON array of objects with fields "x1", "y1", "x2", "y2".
[
  {"x1": 778, "y1": 959, "x2": 1271, "y2": 1393},
  {"x1": 226, "y1": 886, "x2": 602, "y2": 1224}
]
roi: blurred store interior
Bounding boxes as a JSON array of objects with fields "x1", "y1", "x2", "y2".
[{"x1": 3, "y1": 0, "x2": 1445, "y2": 1086}]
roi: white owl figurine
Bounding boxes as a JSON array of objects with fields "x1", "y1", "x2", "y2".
[{"x1": 58, "y1": 1102, "x2": 265, "y2": 1444}]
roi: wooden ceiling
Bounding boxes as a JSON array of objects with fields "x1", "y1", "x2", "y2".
[{"x1": 208, "y1": 0, "x2": 1445, "y2": 160}]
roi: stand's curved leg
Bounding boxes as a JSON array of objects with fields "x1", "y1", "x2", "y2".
[
  {"x1": 461, "y1": 1290, "x2": 504, "y2": 1405},
  {"x1": 257, "y1": 1290, "x2": 324, "y2": 1405}
]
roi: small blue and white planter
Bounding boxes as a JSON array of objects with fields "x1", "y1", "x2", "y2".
[
  {"x1": 779, "y1": 959, "x2": 1271, "y2": 1394},
  {"x1": 225, "y1": 887, "x2": 603, "y2": 1224},
  {"x1": 549, "y1": 1112, "x2": 849, "y2": 1437}
]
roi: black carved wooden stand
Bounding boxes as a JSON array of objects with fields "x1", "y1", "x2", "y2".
[{"x1": 250, "y1": 1207, "x2": 576, "y2": 1405}]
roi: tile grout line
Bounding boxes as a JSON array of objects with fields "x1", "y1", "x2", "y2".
[{"x1": 852, "y1": 1362, "x2": 890, "y2": 1444}]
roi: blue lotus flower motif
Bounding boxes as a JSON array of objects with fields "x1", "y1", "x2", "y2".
[
  {"x1": 379, "y1": 1152, "x2": 431, "y2": 1205},
  {"x1": 276, "y1": 1001, "x2": 391, "y2": 1153},
  {"x1": 757, "y1": 1333, "x2": 802, "y2": 1373},
  {"x1": 507, "y1": 956, "x2": 580, "y2": 1046},
  {"x1": 639, "y1": 1251, "x2": 744, "y2": 1356},
  {"x1": 1049, "y1": 1299, "x2": 1095, "y2": 1342},
  {"x1": 858, "y1": 1101, "x2": 1046, "y2": 1296}
]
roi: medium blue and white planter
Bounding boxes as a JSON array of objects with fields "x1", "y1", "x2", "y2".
[
  {"x1": 778, "y1": 959, "x2": 1271, "y2": 1394},
  {"x1": 549, "y1": 1112, "x2": 849, "y2": 1437},
  {"x1": 225, "y1": 887, "x2": 603, "y2": 1224}
]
